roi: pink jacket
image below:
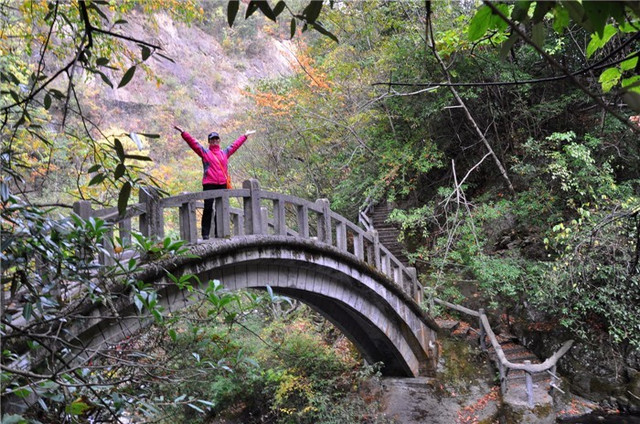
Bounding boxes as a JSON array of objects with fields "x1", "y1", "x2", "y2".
[{"x1": 180, "y1": 131, "x2": 247, "y2": 185}]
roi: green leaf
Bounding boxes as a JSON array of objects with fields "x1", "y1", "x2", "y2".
[
  {"x1": 586, "y1": 24, "x2": 617, "y2": 58},
  {"x1": 139, "y1": 132, "x2": 160, "y2": 138},
  {"x1": 140, "y1": 45, "x2": 151, "y2": 61},
  {"x1": 489, "y1": 3, "x2": 509, "y2": 32},
  {"x1": 88, "y1": 173, "x2": 106, "y2": 186},
  {"x1": 228, "y1": 0, "x2": 239, "y2": 26},
  {"x1": 118, "y1": 182, "x2": 132, "y2": 217},
  {"x1": 622, "y1": 76, "x2": 640, "y2": 90},
  {"x1": 582, "y1": 1, "x2": 611, "y2": 37},
  {"x1": 168, "y1": 328, "x2": 177, "y2": 342},
  {"x1": 43, "y1": 93, "x2": 51, "y2": 110},
  {"x1": 22, "y1": 303, "x2": 32, "y2": 321},
  {"x1": 114, "y1": 163, "x2": 126, "y2": 180},
  {"x1": 303, "y1": 0, "x2": 323, "y2": 23},
  {"x1": 311, "y1": 21, "x2": 338, "y2": 43},
  {"x1": 114, "y1": 138, "x2": 125, "y2": 162},
  {"x1": 620, "y1": 55, "x2": 638, "y2": 72},
  {"x1": 531, "y1": 22, "x2": 545, "y2": 47},
  {"x1": 13, "y1": 387, "x2": 32, "y2": 399},
  {"x1": 564, "y1": 2, "x2": 587, "y2": 28},
  {"x1": 290, "y1": 18, "x2": 296, "y2": 39},
  {"x1": 511, "y1": 1, "x2": 532, "y2": 21},
  {"x1": 599, "y1": 67, "x2": 622, "y2": 92},
  {"x1": 9, "y1": 90, "x2": 19, "y2": 103},
  {"x1": 118, "y1": 66, "x2": 136, "y2": 88},
  {"x1": 468, "y1": 5, "x2": 492, "y2": 41},
  {"x1": 273, "y1": 1, "x2": 285, "y2": 17},
  {"x1": 500, "y1": 32, "x2": 520, "y2": 59},
  {"x1": 256, "y1": 1, "x2": 277, "y2": 22},
  {"x1": 124, "y1": 154, "x2": 152, "y2": 161},
  {"x1": 66, "y1": 400, "x2": 91, "y2": 416},
  {"x1": 87, "y1": 164, "x2": 101, "y2": 173},
  {"x1": 96, "y1": 57, "x2": 109, "y2": 66},
  {"x1": 532, "y1": 1, "x2": 553, "y2": 23},
  {"x1": 245, "y1": 1, "x2": 260, "y2": 18},
  {"x1": 95, "y1": 70, "x2": 113, "y2": 88},
  {"x1": 552, "y1": 6, "x2": 570, "y2": 33}
]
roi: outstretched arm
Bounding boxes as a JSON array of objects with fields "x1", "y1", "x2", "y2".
[
  {"x1": 174, "y1": 124, "x2": 205, "y2": 158},
  {"x1": 225, "y1": 130, "x2": 256, "y2": 157}
]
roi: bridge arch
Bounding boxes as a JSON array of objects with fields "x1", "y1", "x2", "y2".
[{"x1": 75, "y1": 236, "x2": 439, "y2": 377}]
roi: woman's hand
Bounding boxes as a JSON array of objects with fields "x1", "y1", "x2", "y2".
[{"x1": 174, "y1": 125, "x2": 184, "y2": 133}]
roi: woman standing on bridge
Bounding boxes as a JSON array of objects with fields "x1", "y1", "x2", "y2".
[{"x1": 173, "y1": 125, "x2": 255, "y2": 240}]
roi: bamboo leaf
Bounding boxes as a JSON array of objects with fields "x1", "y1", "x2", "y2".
[
  {"x1": 312, "y1": 21, "x2": 338, "y2": 43},
  {"x1": 303, "y1": 0, "x2": 323, "y2": 23},
  {"x1": 228, "y1": 0, "x2": 239, "y2": 27},
  {"x1": 114, "y1": 163, "x2": 126, "y2": 180},
  {"x1": 88, "y1": 173, "x2": 106, "y2": 186},
  {"x1": 114, "y1": 138, "x2": 125, "y2": 162},
  {"x1": 140, "y1": 45, "x2": 151, "y2": 61},
  {"x1": 245, "y1": 1, "x2": 259, "y2": 19},
  {"x1": 118, "y1": 181, "x2": 132, "y2": 217},
  {"x1": 273, "y1": 1, "x2": 285, "y2": 17},
  {"x1": 118, "y1": 66, "x2": 136, "y2": 88},
  {"x1": 256, "y1": 1, "x2": 277, "y2": 22}
]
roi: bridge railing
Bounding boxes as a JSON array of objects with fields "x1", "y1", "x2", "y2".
[
  {"x1": 73, "y1": 179, "x2": 422, "y2": 303},
  {"x1": 434, "y1": 298, "x2": 573, "y2": 408}
]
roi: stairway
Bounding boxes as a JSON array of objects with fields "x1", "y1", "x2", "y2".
[
  {"x1": 368, "y1": 200, "x2": 410, "y2": 267},
  {"x1": 438, "y1": 319, "x2": 557, "y2": 409}
]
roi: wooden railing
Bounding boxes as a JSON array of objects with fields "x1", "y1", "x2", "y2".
[
  {"x1": 434, "y1": 298, "x2": 573, "y2": 407},
  {"x1": 73, "y1": 179, "x2": 422, "y2": 302}
]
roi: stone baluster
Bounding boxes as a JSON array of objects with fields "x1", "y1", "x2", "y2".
[
  {"x1": 525, "y1": 360, "x2": 534, "y2": 408},
  {"x1": 335, "y1": 219, "x2": 347, "y2": 251},
  {"x1": 118, "y1": 219, "x2": 132, "y2": 247},
  {"x1": 243, "y1": 179, "x2": 262, "y2": 235},
  {"x1": 406, "y1": 267, "x2": 419, "y2": 303},
  {"x1": 139, "y1": 187, "x2": 163, "y2": 239},
  {"x1": 273, "y1": 197, "x2": 286, "y2": 236},
  {"x1": 316, "y1": 199, "x2": 332, "y2": 245},
  {"x1": 231, "y1": 210, "x2": 244, "y2": 236},
  {"x1": 215, "y1": 191, "x2": 231, "y2": 238},
  {"x1": 353, "y1": 231, "x2": 364, "y2": 260},
  {"x1": 296, "y1": 204, "x2": 309, "y2": 238},
  {"x1": 370, "y1": 229, "x2": 381, "y2": 271},
  {"x1": 179, "y1": 200, "x2": 197, "y2": 243}
]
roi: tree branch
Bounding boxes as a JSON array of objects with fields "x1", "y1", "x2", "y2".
[{"x1": 483, "y1": 1, "x2": 640, "y2": 135}]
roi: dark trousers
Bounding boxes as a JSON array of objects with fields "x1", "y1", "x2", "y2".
[{"x1": 202, "y1": 183, "x2": 227, "y2": 238}]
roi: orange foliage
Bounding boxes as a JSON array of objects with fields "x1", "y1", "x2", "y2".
[
  {"x1": 292, "y1": 50, "x2": 331, "y2": 92},
  {"x1": 242, "y1": 89, "x2": 296, "y2": 116}
]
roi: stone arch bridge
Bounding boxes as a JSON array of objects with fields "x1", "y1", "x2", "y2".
[{"x1": 46, "y1": 180, "x2": 440, "y2": 377}]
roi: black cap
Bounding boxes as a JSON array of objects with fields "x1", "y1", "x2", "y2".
[{"x1": 208, "y1": 132, "x2": 219, "y2": 140}]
